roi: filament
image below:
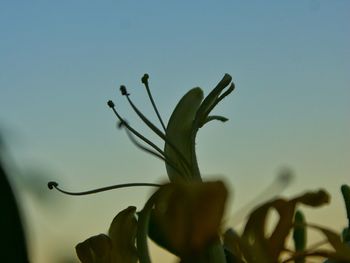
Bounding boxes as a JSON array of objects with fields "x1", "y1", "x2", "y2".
[
  {"x1": 48, "y1": 181, "x2": 160, "y2": 196},
  {"x1": 141, "y1": 74, "x2": 167, "y2": 132},
  {"x1": 120, "y1": 90, "x2": 192, "y2": 177},
  {"x1": 120, "y1": 122, "x2": 186, "y2": 177},
  {"x1": 107, "y1": 101, "x2": 166, "y2": 158}
]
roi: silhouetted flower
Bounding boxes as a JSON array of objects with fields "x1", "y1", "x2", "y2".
[{"x1": 76, "y1": 206, "x2": 138, "y2": 263}]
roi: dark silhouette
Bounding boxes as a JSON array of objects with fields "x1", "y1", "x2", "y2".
[{"x1": 0, "y1": 135, "x2": 29, "y2": 262}]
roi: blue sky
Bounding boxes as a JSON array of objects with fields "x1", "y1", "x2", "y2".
[{"x1": 1, "y1": 1, "x2": 349, "y2": 262}]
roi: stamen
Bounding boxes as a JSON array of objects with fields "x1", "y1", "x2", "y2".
[
  {"x1": 119, "y1": 85, "x2": 165, "y2": 138},
  {"x1": 108, "y1": 100, "x2": 190, "y2": 179},
  {"x1": 119, "y1": 121, "x2": 186, "y2": 176},
  {"x1": 141, "y1": 74, "x2": 166, "y2": 132},
  {"x1": 107, "y1": 100, "x2": 166, "y2": 158},
  {"x1": 118, "y1": 121, "x2": 165, "y2": 161},
  {"x1": 120, "y1": 85, "x2": 129, "y2": 96},
  {"x1": 48, "y1": 181, "x2": 160, "y2": 196},
  {"x1": 118, "y1": 89, "x2": 192, "y2": 177}
]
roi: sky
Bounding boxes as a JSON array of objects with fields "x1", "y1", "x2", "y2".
[{"x1": 0, "y1": 1, "x2": 349, "y2": 262}]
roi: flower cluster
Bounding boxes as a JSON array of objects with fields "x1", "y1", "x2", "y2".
[{"x1": 50, "y1": 74, "x2": 350, "y2": 263}]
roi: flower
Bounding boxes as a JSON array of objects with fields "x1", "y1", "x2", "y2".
[
  {"x1": 76, "y1": 206, "x2": 138, "y2": 263},
  {"x1": 106, "y1": 74, "x2": 234, "y2": 182},
  {"x1": 50, "y1": 74, "x2": 350, "y2": 262},
  {"x1": 164, "y1": 74, "x2": 234, "y2": 182}
]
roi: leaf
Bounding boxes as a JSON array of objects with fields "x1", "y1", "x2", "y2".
[{"x1": 108, "y1": 206, "x2": 138, "y2": 263}]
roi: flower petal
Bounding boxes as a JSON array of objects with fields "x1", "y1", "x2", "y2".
[
  {"x1": 108, "y1": 206, "x2": 138, "y2": 263},
  {"x1": 76, "y1": 234, "x2": 112, "y2": 263},
  {"x1": 164, "y1": 87, "x2": 203, "y2": 181},
  {"x1": 152, "y1": 181, "x2": 228, "y2": 256}
]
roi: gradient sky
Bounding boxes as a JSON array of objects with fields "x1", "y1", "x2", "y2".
[{"x1": 1, "y1": 1, "x2": 349, "y2": 262}]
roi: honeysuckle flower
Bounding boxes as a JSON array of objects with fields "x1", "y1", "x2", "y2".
[
  {"x1": 48, "y1": 74, "x2": 350, "y2": 263},
  {"x1": 150, "y1": 181, "x2": 227, "y2": 257},
  {"x1": 136, "y1": 180, "x2": 229, "y2": 263},
  {"x1": 50, "y1": 74, "x2": 234, "y2": 263},
  {"x1": 73, "y1": 181, "x2": 228, "y2": 263},
  {"x1": 76, "y1": 206, "x2": 138, "y2": 263},
  {"x1": 223, "y1": 188, "x2": 350, "y2": 263},
  {"x1": 48, "y1": 74, "x2": 234, "y2": 194},
  {"x1": 76, "y1": 234, "x2": 112, "y2": 263},
  {"x1": 164, "y1": 74, "x2": 234, "y2": 182},
  {"x1": 106, "y1": 73, "x2": 234, "y2": 183}
]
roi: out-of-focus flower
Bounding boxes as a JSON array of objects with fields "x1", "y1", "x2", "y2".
[
  {"x1": 76, "y1": 206, "x2": 138, "y2": 263},
  {"x1": 149, "y1": 181, "x2": 228, "y2": 258}
]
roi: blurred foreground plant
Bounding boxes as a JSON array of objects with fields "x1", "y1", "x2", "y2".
[{"x1": 49, "y1": 74, "x2": 350, "y2": 263}]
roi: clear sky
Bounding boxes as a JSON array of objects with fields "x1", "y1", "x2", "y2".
[{"x1": 1, "y1": 1, "x2": 349, "y2": 262}]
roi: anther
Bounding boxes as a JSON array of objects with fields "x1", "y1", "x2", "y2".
[
  {"x1": 120, "y1": 89, "x2": 191, "y2": 176},
  {"x1": 140, "y1": 73, "x2": 167, "y2": 132},
  {"x1": 141, "y1": 74, "x2": 149, "y2": 85},
  {"x1": 120, "y1": 85, "x2": 128, "y2": 96},
  {"x1": 108, "y1": 104, "x2": 166, "y2": 159},
  {"x1": 107, "y1": 100, "x2": 115, "y2": 108}
]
